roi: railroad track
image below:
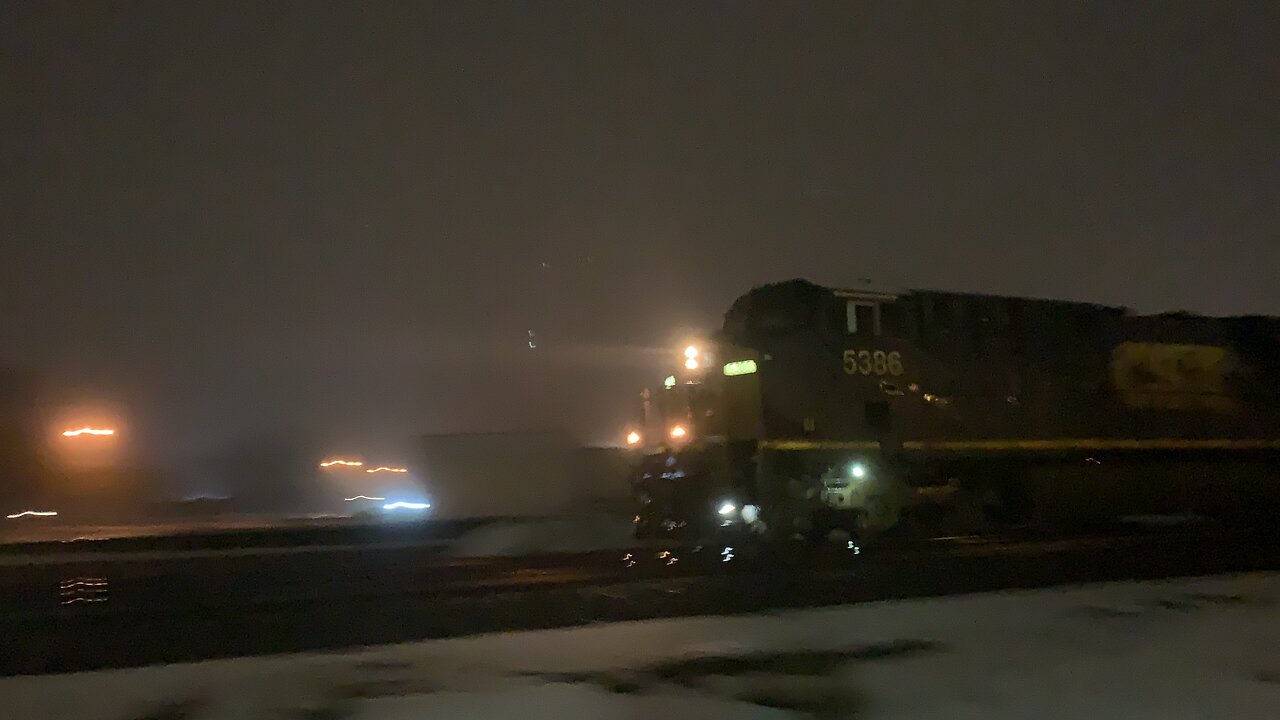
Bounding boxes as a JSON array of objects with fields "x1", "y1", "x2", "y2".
[{"x1": 2, "y1": 523, "x2": 1278, "y2": 675}]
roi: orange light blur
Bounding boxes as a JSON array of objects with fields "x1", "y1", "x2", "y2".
[
  {"x1": 684, "y1": 357, "x2": 699, "y2": 370},
  {"x1": 364, "y1": 466, "x2": 408, "y2": 474},
  {"x1": 319, "y1": 459, "x2": 364, "y2": 468},
  {"x1": 669, "y1": 425, "x2": 687, "y2": 439},
  {"x1": 61, "y1": 427, "x2": 115, "y2": 438},
  {"x1": 626, "y1": 431, "x2": 641, "y2": 445},
  {"x1": 684, "y1": 345, "x2": 699, "y2": 359}
]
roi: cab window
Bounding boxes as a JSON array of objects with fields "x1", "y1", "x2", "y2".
[{"x1": 846, "y1": 300, "x2": 881, "y2": 336}]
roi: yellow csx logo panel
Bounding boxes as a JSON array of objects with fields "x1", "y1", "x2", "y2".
[{"x1": 1111, "y1": 342, "x2": 1234, "y2": 411}]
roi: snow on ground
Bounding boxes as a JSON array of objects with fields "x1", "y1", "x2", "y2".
[
  {"x1": 5, "y1": 573, "x2": 1279, "y2": 719},
  {"x1": 0, "y1": 517, "x2": 358, "y2": 545},
  {"x1": 444, "y1": 513, "x2": 637, "y2": 556},
  {"x1": 0, "y1": 539, "x2": 452, "y2": 567}
]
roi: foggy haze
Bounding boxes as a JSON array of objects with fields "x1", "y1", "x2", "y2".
[{"x1": 3, "y1": 1, "x2": 1277, "y2": 466}]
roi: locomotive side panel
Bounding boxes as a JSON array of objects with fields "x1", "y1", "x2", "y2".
[
  {"x1": 732, "y1": 284, "x2": 1280, "y2": 449},
  {"x1": 722, "y1": 280, "x2": 1279, "y2": 531}
]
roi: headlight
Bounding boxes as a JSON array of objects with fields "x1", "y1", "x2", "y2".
[
  {"x1": 717, "y1": 501, "x2": 737, "y2": 516},
  {"x1": 849, "y1": 463, "x2": 867, "y2": 479},
  {"x1": 382, "y1": 501, "x2": 430, "y2": 511}
]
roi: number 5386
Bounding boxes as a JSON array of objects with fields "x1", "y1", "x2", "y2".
[{"x1": 843, "y1": 349, "x2": 904, "y2": 376}]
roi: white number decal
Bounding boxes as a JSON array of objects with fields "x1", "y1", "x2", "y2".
[
  {"x1": 887, "y1": 351, "x2": 904, "y2": 376},
  {"x1": 843, "y1": 350, "x2": 904, "y2": 376}
]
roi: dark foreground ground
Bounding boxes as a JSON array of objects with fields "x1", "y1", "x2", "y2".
[{"x1": 2, "y1": 520, "x2": 1278, "y2": 676}]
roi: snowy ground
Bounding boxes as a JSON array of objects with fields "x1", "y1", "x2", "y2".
[
  {"x1": 0, "y1": 514, "x2": 638, "y2": 565},
  {"x1": 443, "y1": 512, "x2": 636, "y2": 556},
  {"x1": 0, "y1": 517, "x2": 355, "y2": 544},
  {"x1": 5, "y1": 573, "x2": 1279, "y2": 719}
]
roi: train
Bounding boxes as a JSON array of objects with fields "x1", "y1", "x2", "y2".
[{"x1": 630, "y1": 279, "x2": 1280, "y2": 542}]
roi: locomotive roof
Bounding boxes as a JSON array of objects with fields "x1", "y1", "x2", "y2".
[
  {"x1": 732, "y1": 278, "x2": 1126, "y2": 313},
  {"x1": 723, "y1": 278, "x2": 1278, "y2": 338}
]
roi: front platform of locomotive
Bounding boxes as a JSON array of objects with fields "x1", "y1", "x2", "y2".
[{"x1": 627, "y1": 343, "x2": 761, "y2": 540}]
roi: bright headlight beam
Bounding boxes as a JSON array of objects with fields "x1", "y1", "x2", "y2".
[
  {"x1": 6, "y1": 510, "x2": 58, "y2": 519},
  {"x1": 319, "y1": 459, "x2": 364, "y2": 467},
  {"x1": 383, "y1": 501, "x2": 430, "y2": 510},
  {"x1": 717, "y1": 501, "x2": 736, "y2": 516},
  {"x1": 62, "y1": 427, "x2": 115, "y2": 437},
  {"x1": 364, "y1": 466, "x2": 408, "y2": 474},
  {"x1": 850, "y1": 463, "x2": 867, "y2": 479}
]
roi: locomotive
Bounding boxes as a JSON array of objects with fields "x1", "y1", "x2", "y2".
[{"x1": 631, "y1": 279, "x2": 1280, "y2": 541}]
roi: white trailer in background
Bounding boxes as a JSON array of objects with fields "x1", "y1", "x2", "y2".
[
  {"x1": 415, "y1": 429, "x2": 634, "y2": 520},
  {"x1": 416, "y1": 430, "x2": 639, "y2": 556}
]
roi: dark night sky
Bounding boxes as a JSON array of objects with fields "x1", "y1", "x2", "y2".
[{"x1": 2, "y1": 1, "x2": 1278, "y2": 461}]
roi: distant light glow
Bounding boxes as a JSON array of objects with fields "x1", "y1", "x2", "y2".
[
  {"x1": 364, "y1": 466, "x2": 408, "y2": 474},
  {"x1": 684, "y1": 357, "x2": 699, "y2": 370},
  {"x1": 741, "y1": 504, "x2": 760, "y2": 524},
  {"x1": 663, "y1": 375, "x2": 676, "y2": 389},
  {"x1": 59, "y1": 576, "x2": 108, "y2": 605},
  {"x1": 717, "y1": 501, "x2": 736, "y2": 516},
  {"x1": 61, "y1": 427, "x2": 115, "y2": 437},
  {"x1": 383, "y1": 501, "x2": 431, "y2": 510},
  {"x1": 6, "y1": 510, "x2": 58, "y2": 519},
  {"x1": 722, "y1": 359, "x2": 758, "y2": 376},
  {"x1": 319, "y1": 459, "x2": 364, "y2": 467},
  {"x1": 669, "y1": 425, "x2": 687, "y2": 439},
  {"x1": 344, "y1": 495, "x2": 385, "y2": 501},
  {"x1": 60, "y1": 578, "x2": 107, "y2": 589},
  {"x1": 626, "y1": 431, "x2": 641, "y2": 446},
  {"x1": 849, "y1": 463, "x2": 867, "y2": 479},
  {"x1": 684, "y1": 345, "x2": 699, "y2": 359}
]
